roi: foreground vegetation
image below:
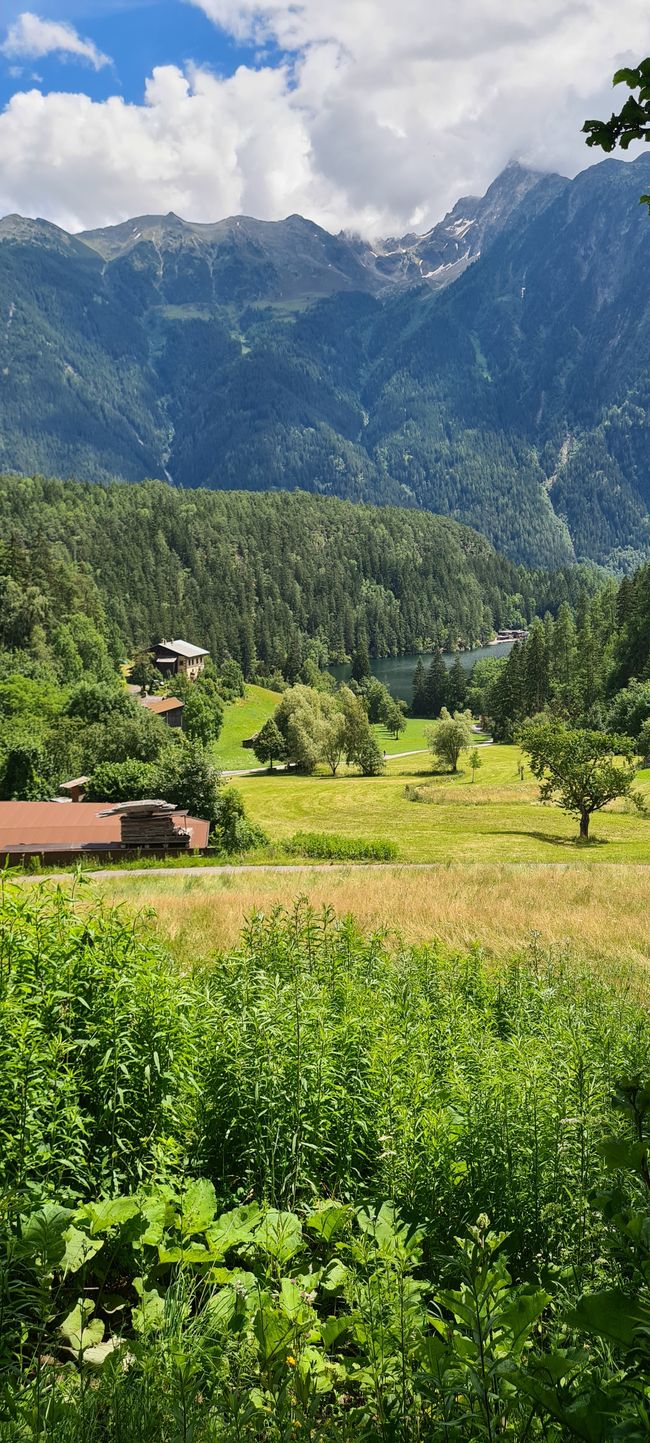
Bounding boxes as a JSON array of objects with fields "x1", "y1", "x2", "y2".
[{"x1": 1, "y1": 880, "x2": 649, "y2": 1441}]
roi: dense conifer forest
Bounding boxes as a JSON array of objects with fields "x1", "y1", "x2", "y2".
[{"x1": 0, "y1": 473, "x2": 589, "y2": 674}]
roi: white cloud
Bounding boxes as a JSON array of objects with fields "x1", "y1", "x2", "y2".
[
  {"x1": 1, "y1": 11, "x2": 111, "y2": 70},
  {"x1": 1, "y1": 0, "x2": 650, "y2": 234}
]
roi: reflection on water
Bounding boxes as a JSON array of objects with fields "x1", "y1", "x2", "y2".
[{"x1": 329, "y1": 642, "x2": 514, "y2": 704}]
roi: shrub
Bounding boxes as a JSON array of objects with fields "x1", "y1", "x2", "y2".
[
  {"x1": 85, "y1": 758, "x2": 155, "y2": 802},
  {"x1": 284, "y1": 831, "x2": 398, "y2": 860},
  {"x1": 216, "y1": 784, "x2": 269, "y2": 852}
]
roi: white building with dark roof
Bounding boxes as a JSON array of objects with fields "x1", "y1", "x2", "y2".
[{"x1": 153, "y1": 639, "x2": 209, "y2": 682}]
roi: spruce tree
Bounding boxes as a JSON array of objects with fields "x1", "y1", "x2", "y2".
[
  {"x1": 423, "y1": 652, "x2": 448, "y2": 718},
  {"x1": 446, "y1": 655, "x2": 468, "y2": 713},
  {"x1": 411, "y1": 659, "x2": 426, "y2": 716},
  {"x1": 351, "y1": 640, "x2": 371, "y2": 684}
]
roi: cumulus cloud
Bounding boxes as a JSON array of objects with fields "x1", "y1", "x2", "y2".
[
  {"x1": 1, "y1": 0, "x2": 650, "y2": 234},
  {"x1": 1, "y1": 11, "x2": 111, "y2": 70}
]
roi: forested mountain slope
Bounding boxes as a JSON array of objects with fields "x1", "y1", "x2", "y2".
[
  {"x1": 2, "y1": 156, "x2": 650, "y2": 567},
  {"x1": 0, "y1": 475, "x2": 586, "y2": 673}
]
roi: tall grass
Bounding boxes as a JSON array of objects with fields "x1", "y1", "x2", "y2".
[
  {"x1": 93, "y1": 862, "x2": 650, "y2": 973},
  {"x1": 2, "y1": 880, "x2": 648, "y2": 1268},
  {"x1": 2, "y1": 881, "x2": 650, "y2": 1440}
]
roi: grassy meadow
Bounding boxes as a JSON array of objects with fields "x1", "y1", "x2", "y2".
[
  {"x1": 233, "y1": 742, "x2": 650, "y2": 863},
  {"x1": 212, "y1": 682, "x2": 282, "y2": 770},
  {"x1": 96, "y1": 860, "x2": 650, "y2": 977},
  {"x1": 212, "y1": 687, "x2": 441, "y2": 770}
]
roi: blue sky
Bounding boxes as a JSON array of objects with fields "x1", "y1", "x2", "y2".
[
  {"x1": 1, "y1": 1, "x2": 650, "y2": 236},
  {"x1": 0, "y1": 2, "x2": 274, "y2": 111}
]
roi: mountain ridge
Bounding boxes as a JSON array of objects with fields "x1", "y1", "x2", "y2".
[{"x1": 2, "y1": 155, "x2": 650, "y2": 569}]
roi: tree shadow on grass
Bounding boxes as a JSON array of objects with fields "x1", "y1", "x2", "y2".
[{"x1": 491, "y1": 830, "x2": 609, "y2": 849}]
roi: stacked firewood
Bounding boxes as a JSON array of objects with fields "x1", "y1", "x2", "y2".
[{"x1": 98, "y1": 800, "x2": 190, "y2": 851}]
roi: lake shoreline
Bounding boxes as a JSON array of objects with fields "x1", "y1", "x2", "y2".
[{"x1": 329, "y1": 640, "x2": 514, "y2": 703}]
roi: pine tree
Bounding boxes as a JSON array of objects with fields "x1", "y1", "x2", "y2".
[
  {"x1": 423, "y1": 652, "x2": 448, "y2": 718},
  {"x1": 411, "y1": 659, "x2": 426, "y2": 716},
  {"x1": 523, "y1": 620, "x2": 550, "y2": 715},
  {"x1": 446, "y1": 655, "x2": 468, "y2": 713},
  {"x1": 351, "y1": 640, "x2": 371, "y2": 684}
]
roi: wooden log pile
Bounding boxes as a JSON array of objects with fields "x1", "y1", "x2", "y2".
[{"x1": 97, "y1": 800, "x2": 191, "y2": 851}]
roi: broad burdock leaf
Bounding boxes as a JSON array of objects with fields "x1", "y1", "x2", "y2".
[
  {"x1": 179, "y1": 1178, "x2": 217, "y2": 1235},
  {"x1": 21, "y1": 1204, "x2": 72, "y2": 1269}
]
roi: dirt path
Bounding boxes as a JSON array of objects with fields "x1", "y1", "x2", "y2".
[{"x1": 224, "y1": 740, "x2": 493, "y2": 775}]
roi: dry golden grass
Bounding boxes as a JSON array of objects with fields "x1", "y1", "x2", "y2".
[{"x1": 93, "y1": 862, "x2": 650, "y2": 974}]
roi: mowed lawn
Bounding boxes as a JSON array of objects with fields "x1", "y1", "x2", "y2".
[
  {"x1": 235, "y1": 744, "x2": 650, "y2": 864},
  {"x1": 213, "y1": 684, "x2": 282, "y2": 770},
  {"x1": 372, "y1": 716, "x2": 486, "y2": 754}
]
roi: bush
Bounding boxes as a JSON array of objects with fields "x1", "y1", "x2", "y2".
[
  {"x1": 216, "y1": 784, "x2": 269, "y2": 852},
  {"x1": 85, "y1": 758, "x2": 155, "y2": 802},
  {"x1": 0, "y1": 885, "x2": 202, "y2": 1201},
  {"x1": 284, "y1": 830, "x2": 398, "y2": 860}
]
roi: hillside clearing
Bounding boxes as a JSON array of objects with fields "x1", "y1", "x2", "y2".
[
  {"x1": 212, "y1": 683, "x2": 281, "y2": 770},
  {"x1": 233, "y1": 744, "x2": 650, "y2": 864}
]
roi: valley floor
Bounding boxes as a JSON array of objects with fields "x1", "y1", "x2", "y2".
[{"x1": 234, "y1": 744, "x2": 650, "y2": 864}]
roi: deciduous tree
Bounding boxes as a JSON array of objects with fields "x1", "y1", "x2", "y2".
[
  {"x1": 426, "y1": 708, "x2": 474, "y2": 773},
  {"x1": 519, "y1": 719, "x2": 638, "y2": 841}
]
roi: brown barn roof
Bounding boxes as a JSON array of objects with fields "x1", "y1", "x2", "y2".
[
  {"x1": 0, "y1": 802, "x2": 209, "y2": 853},
  {"x1": 139, "y1": 696, "x2": 184, "y2": 715}
]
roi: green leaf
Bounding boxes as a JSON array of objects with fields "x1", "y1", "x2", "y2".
[
  {"x1": 321, "y1": 1314, "x2": 349, "y2": 1349},
  {"x1": 598, "y1": 1136, "x2": 648, "y2": 1174},
  {"x1": 22, "y1": 1204, "x2": 72, "y2": 1269},
  {"x1": 158, "y1": 1243, "x2": 212, "y2": 1264},
  {"x1": 60, "y1": 1301, "x2": 105, "y2": 1355},
  {"x1": 613, "y1": 67, "x2": 643, "y2": 87},
  {"x1": 306, "y1": 1202, "x2": 350, "y2": 1242},
  {"x1": 567, "y1": 1289, "x2": 650, "y2": 1347},
  {"x1": 81, "y1": 1197, "x2": 141, "y2": 1235},
  {"x1": 206, "y1": 1203, "x2": 261, "y2": 1256},
  {"x1": 83, "y1": 1337, "x2": 125, "y2": 1368},
  {"x1": 499, "y1": 1287, "x2": 551, "y2": 1344},
  {"x1": 180, "y1": 1179, "x2": 217, "y2": 1236},
  {"x1": 253, "y1": 1298, "x2": 295, "y2": 1366},
  {"x1": 132, "y1": 1278, "x2": 166, "y2": 1335},
  {"x1": 513, "y1": 1369, "x2": 615, "y2": 1443},
  {"x1": 280, "y1": 1277, "x2": 313, "y2": 1323},
  {"x1": 321, "y1": 1260, "x2": 348, "y2": 1293},
  {"x1": 203, "y1": 1288, "x2": 241, "y2": 1334},
  {"x1": 138, "y1": 1195, "x2": 171, "y2": 1247},
  {"x1": 61, "y1": 1225, "x2": 104, "y2": 1276},
  {"x1": 255, "y1": 1210, "x2": 303, "y2": 1265}
]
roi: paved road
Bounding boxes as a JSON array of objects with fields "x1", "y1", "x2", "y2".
[{"x1": 25, "y1": 861, "x2": 442, "y2": 883}]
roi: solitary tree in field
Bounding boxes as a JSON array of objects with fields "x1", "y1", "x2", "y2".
[
  {"x1": 469, "y1": 748, "x2": 482, "y2": 783},
  {"x1": 426, "y1": 708, "x2": 473, "y2": 773},
  {"x1": 253, "y1": 718, "x2": 286, "y2": 771},
  {"x1": 519, "y1": 719, "x2": 638, "y2": 841}
]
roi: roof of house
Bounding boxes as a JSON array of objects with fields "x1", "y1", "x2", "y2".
[
  {"x1": 139, "y1": 696, "x2": 184, "y2": 715},
  {"x1": 158, "y1": 639, "x2": 209, "y2": 660},
  {"x1": 0, "y1": 801, "x2": 209, "y2": 853}
]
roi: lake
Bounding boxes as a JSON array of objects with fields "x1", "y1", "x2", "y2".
[{"x1": 330, "y1": 641, "x2": 513, "y2": 704}]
